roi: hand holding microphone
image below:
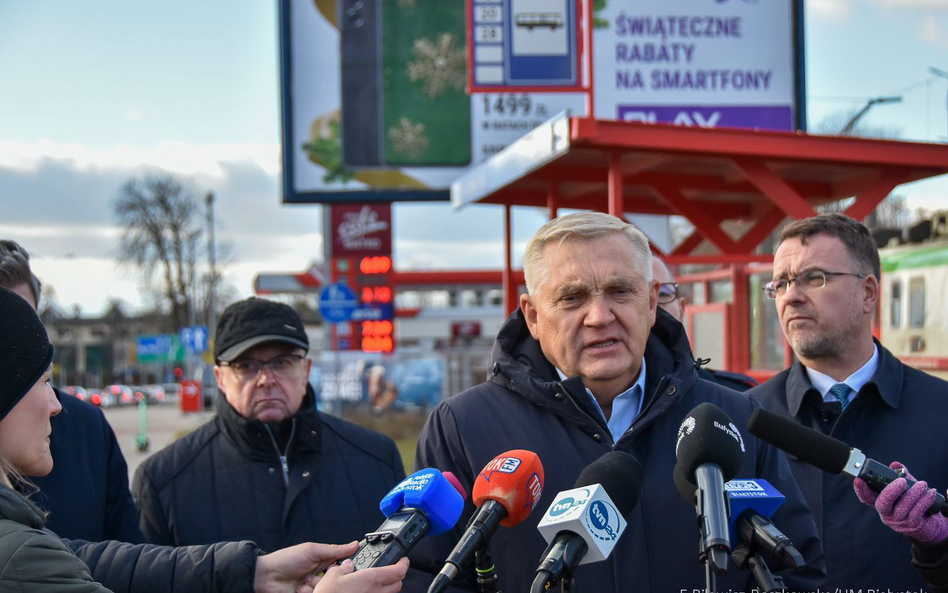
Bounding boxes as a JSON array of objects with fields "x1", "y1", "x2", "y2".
[{"x1": 854, "y1": 462, "x2": 948, "y2": 545}]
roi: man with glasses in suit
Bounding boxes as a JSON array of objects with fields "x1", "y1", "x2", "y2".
[
  {"x1": 747, "y1": 213, "x2": 948, "y2": 590},
  {"x1": 133, "y1": 297, "x2": 405, "y2": 551}
]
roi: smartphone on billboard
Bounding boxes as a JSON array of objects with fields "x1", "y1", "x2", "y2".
[
  {"x1": 379, "y1": 0, "x2": 471, "y2": 167},
  {"x1": 340, "y1": 0, "x2": 383, "y2": 167}
]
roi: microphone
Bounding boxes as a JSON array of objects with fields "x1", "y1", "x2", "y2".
[
  {"x1": 531, "y1": 451, "x2": 644, "y2": 593},
  {"x1": 351, "y1": 468, "x2": 465, "y2": 571},
  {"x1": 674, "y1": 402, "x2": 746, "y2": 574},
  {"x1": 427, "y1": 450, "x2": 545, "y2": 593},
  {"x1": 748, "y1": 408, "x2": 948, "y2": 516},
  {"x1": 674, "y1": 469, "x2": 803, "y2": 570}
]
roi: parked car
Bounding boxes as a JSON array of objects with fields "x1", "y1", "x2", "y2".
[
  {"x1": 144, "y1": 384, "x2": 167, "y2": 404},
  {"x1": 102, "y1": 384, "x2": 135, "y2": 406},
  {"x1": 61, "y1": 385, "x2": 88, "y2": 402}
]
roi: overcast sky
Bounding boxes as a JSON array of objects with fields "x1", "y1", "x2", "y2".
[{"x1": 1, "y1": 0, "x2": 946, "y2": 315}]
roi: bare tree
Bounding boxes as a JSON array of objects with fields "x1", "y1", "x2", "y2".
[{"x1": 115, "y1": 173, "x2": 204, "y2": 330}]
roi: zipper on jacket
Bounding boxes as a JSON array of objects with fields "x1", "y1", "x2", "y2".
[
  {"x1": 264, "y1": 420, "x2": 297, "y2": 487},
  {"x1": 556, "y1": 382, "x2": 615, "y2": 447}
]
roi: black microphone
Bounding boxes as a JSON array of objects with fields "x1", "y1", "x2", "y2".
[
  {"x1": 531, "y1": 451, "x2": 644, "y2": 593},
  {"x1": 675, "y1": 402, "x2": 746, "y2": 574},
  {"x1": 748, "y1": 408, "x2": 948, "y2": 516}
]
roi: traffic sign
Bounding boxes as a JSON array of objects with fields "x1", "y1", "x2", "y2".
[
  {"x1": 181, "y1": 325, "x2": 209, "y2": 354},
  {"x1": 319, "y1": 283, "x2": 358, "y2": 323},
  {"x1": 137, "y1": 334, "x2": 184, "y2": 364}
]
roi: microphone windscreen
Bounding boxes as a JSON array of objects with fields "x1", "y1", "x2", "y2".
[
  {"x1": 379, "y1": 468, "x2": 466, "y2": 536},
  {"x1": 575, "y1": 451, "x2": 643, "y2": 518},
  {"x1": 673, "y1": 462, "x2": 696, "y2": 503},
  {"x1": 443, "y1": 471, "x2": 467, "y2": 502},
  {"x1": 747, "y1": 408, "x2": 850, "y2": 475},
  {"x1": 675, "y1": 402, "x2": 745, "y2": 483},
  {"x1": 473, "y1": 449, "x2": 545, "y2": 528}
]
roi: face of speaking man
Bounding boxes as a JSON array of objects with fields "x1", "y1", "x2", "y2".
[
  {"x1": 771, "y1": 233, "x2": 877, "y2": 369},
  {"x1": 520, "y1": 233, "x2": 659, "y2": 399}
]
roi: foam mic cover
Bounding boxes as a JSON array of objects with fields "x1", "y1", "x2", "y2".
[
  {"x1": 747, "y1": 408, "x2": 851, "y2": 475},
  {"x1": 379, "y1": 468, "x2": 466, "y2": 536},
  {"x1": 443, "y1": 471, "x2": 467, "y2": 502},
  {"x1": 675, "y1": 402, "x2": 745, "y2": 483},
  {"x1": 473, "y1": 449, "x2": 545, "y2": 527},
  {"x1": 575, "y1": 451, "x2": 644, "y2": 518}
]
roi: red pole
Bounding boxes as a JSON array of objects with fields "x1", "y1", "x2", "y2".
[
  {"x1": 547, "y1": 182, "x2": 560, "y2": 219},
  {"x1": 608, "y1": 151, "x2": 624, "y2": 217},
  {"x1": 503, "y1": 205, "x2": 518, "y2": 315}
]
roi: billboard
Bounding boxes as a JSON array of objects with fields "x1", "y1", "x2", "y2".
[{"x1": 279, "y1": 0, "x2": 804, "y2": 203}]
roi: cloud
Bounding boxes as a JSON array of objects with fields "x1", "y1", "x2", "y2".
[
  {"x1": 918, "y1": 14, "x2": 948, "y2": 46},
  {"x1": 808, "y1": 0, "x2": 853, "y2": 21},
  {"x1": 124, "y1": 108, "x2": 145, "y2": 122}
]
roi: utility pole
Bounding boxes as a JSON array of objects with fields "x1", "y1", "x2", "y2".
[{"x1": 206, "y1": 191, "x2": 217, "y2": 337}]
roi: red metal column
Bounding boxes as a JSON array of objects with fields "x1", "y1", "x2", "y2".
[
  {"x1": 582, "y1": 0, "x2": 594, "y2": 119},
  {"x1": 731, "y1": 157, "x2": 818, "y2": 220},
  {"x1": 731, "y1": 265, "x2": 750, "y2": 373},
  {"x1": 608, "y1": 151, "x2": 624, "y2": 217},
  {"x1": 503, "y1": 204, "x2": 518, "y2": 315},
  {"x1": 548, "y1": 182, "x2": 560, "y2": 219}
]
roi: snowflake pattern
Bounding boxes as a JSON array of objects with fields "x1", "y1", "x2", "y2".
[
  {"x1": 388, "y1": 117, "x2": 429, "y2": 158},
  {"x1": 406, "y1": 32, "x2": 466, "y2": 99}
]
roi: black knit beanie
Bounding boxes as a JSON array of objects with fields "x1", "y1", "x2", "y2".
[{"x1": 0, "y1": 287, "x2": 54, "y2": 422}]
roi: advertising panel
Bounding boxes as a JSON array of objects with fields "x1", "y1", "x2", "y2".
[{"x1": 280, "y1": 0, "x2": 803, "y2": 203}]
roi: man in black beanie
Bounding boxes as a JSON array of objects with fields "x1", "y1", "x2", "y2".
[
  {"x1": 0, "y1": 240, "x2": 143, "y2": 543},
  {"x1": 133, "y1": 297, "x2": 406, "y2": 551}
]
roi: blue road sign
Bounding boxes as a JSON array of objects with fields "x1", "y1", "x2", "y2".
[
  {"x1": 319, "y1": 283, "x2": 358, "y2": 323},
  {"x1": 181, "y1": 325, "x2": 209, "y2": 354}
]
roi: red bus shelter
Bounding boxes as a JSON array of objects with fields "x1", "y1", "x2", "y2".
[{"x1": 450, "y1": 114, "x2": 948, "y2": 380}]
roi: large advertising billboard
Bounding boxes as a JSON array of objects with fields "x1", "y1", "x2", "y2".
[{"x1": 279, "y1": 0, "x2": 803, "y2": 203}]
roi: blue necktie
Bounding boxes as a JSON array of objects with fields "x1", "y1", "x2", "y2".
[{"x1": 829, "y1": 383, "x2": 852, "y2": 411}]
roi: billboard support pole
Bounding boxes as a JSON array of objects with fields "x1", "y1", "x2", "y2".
[
  {"x1": 503, "y1": 205, "x2": 517, "y2": 315},
  {"x1": 582, "y1": 0, "x2": 594, "y2": 119}
]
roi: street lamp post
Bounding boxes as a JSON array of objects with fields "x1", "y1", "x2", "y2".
[{"x1": 840, "y1": 96, "x2": 902, "y2": 135}]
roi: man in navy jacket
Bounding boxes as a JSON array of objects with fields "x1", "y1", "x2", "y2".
[
  {"x1": 747, "y1": 213, "x2": 948, "y2": 589},
  {"x1": 409, "y1": 213, "x2": 825, "y2": 593}
]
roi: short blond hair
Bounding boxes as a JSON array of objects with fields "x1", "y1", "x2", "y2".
[{"x1": 523, "y1": 212, "x2": 653, "y2": 295}]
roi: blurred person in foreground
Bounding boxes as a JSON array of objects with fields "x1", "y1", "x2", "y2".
[
  {"x1": 409, "y1": 212, "x2": 824, "y2": 593},
  {"x1": 134, "y1": 297, "x2": 405, "y2": 550},
  {"x1": 0, "y1": 239, "x2": 142, "y2": 542},
  {"x1": 747, "y1": 213, "x2": 948, "y2": 589},
  {"x1": 0, "y1": 286, "x2": 409, "y2": 593},
  {"x1": 651, "y1": 256, "x2": 757, "y2": 392}
]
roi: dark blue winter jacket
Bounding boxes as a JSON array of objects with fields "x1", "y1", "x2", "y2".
[
  {"x1": 748, "y1": 341, "x2": 948, "y2": 590},
  {"x1": 29, "y1": 388, "x2": 143, "y2": 542},
  {"x1": 408, "y1": 309, "x2": 825, "y2": 593}
]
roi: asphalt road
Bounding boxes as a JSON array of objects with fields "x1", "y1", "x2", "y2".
[{"x1": 102, "y1": 404, "x2": 209, "y2": 480}]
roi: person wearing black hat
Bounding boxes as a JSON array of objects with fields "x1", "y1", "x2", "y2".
[
  {"x1": 133, "y1": 297, "x2": 406, "y2": 552},
  {"x1": 0, "y1": 287, "x2": 410, "y2": 593}
]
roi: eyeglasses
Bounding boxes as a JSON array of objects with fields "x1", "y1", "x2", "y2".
[
  {"x1": 658, "y1": 282, "x2": 679, "y2": 304},
  {"x1": 219, "y1": 355, "x2": 305, "y2": 382},
  {"x1": 763, "y1": 270, "x2": 868, "y2": 300}
]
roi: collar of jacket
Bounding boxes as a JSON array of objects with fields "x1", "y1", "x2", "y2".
[
  {"x1": 785, "y1": 339, "x2": 903, "y2": 417},
  {"x1": 215, "y1": 383, "x2": 322, "y2": 460},
  {"x1": 0, "y1": 483, "x2": 46, "y2": 530},
  {"x1": 487, "y1": 307, "x2": 698, "y2": 428}
]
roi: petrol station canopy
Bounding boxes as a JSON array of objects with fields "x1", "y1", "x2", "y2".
[{"x1": 451, "y1": 113, "x2": 948, "y2": 263}]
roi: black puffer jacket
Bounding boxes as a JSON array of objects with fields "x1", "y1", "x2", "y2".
[
  {"x1": 133, "y1": 386, "x2": 405, "y2": 551},
  {"x1": 0, "y1": 483, "x2": 259, "y2": 593},
  {"x1": 407, "y1": 309, "x2": 825, "y2": 593}
]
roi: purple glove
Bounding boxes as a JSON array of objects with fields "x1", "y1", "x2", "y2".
[{"x1": 854, "y1": 461, "x2": 948, "y2": 544}]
